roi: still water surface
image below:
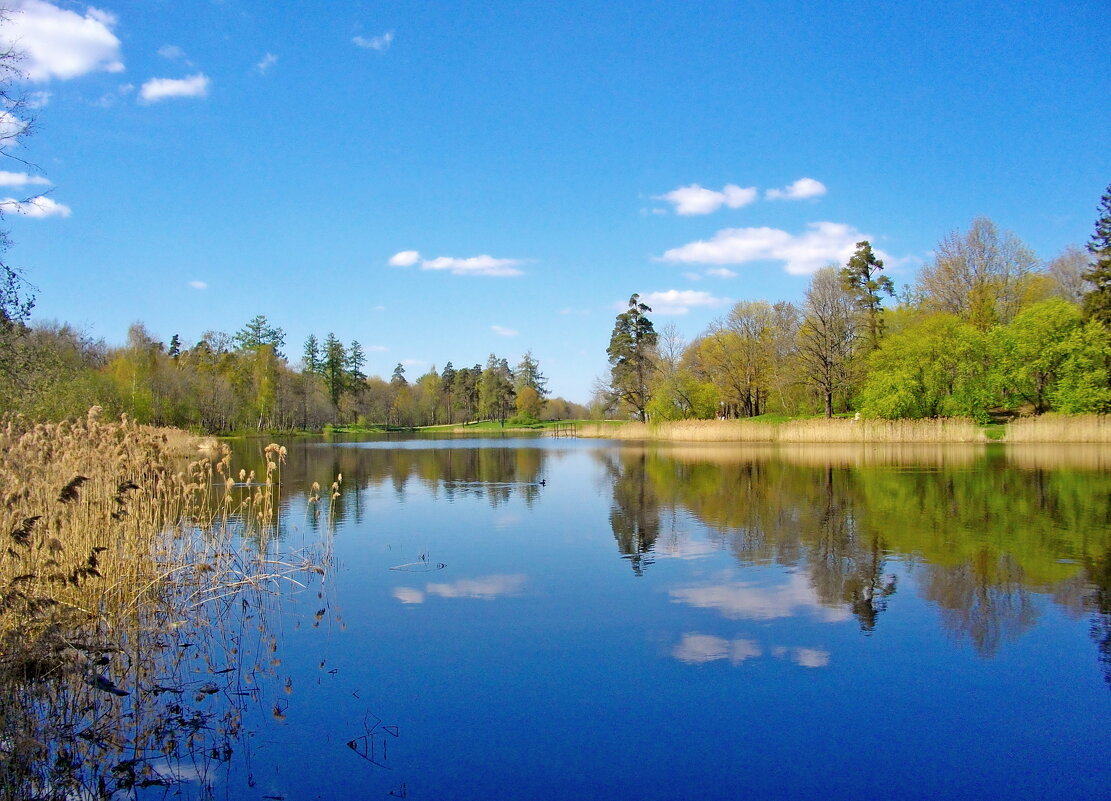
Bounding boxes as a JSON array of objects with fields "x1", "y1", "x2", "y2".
[{"x1": 209, "y1": 436, "x2": 1110, "y2": 799}]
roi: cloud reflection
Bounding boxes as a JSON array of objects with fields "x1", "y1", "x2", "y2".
[
  {"x1": 772, "y1": 645, "x2": 831, "y2": 668},
  {"x1": 673, "y1": 633, "x2": 761, "y2": 665},
  {"x1": 393, "y1": 587, "x2": 425, "y2": 604},
  {"x1": 669, "y1": 572, "x2": 851, "y2": 622},
  {"x1": 394, "y1": 574, "x2": 527, "y2": 604},
  {"x1": 675, "y1": 634, "x2": 830, "y2": 668}
]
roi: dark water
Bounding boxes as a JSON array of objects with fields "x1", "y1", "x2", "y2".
[{"x1": 193, "y1": 435, "x2": 1111, "y2": 801}]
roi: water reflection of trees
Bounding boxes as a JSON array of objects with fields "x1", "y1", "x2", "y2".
[
  {"x1": 601, "y1": 445, "x2": 1111, "y2": 670},
  {"x1": 600, "y1": 451, "x2": 660, "y2": 575},
  {"x1": 229, "y1": 439, "x2": 546, "y2": 528}
]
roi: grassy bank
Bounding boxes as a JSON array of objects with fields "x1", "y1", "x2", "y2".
[{"x1": 576, "y1": 415, "x2": 1111, "y2": 444}]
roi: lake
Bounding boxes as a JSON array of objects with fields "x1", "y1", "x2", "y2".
[{"x1": 44, "y1": 435, "x2": 1111, "y2": 799}]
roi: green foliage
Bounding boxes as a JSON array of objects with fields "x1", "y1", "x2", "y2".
[
  {"x1": 995, "y1": 298, "x2": 1082, "y2": 413},
  {"x1": 479, "y1": 354, "x2": 515, "y2": 423},
  {"x1": 646, "y1": 373, "x2": 719, "y2": 421},
  {"x1": 233, "y1": 314, "x2": 286, "y2": 357},
  {"x1": 607, "y1": 294, "x2": 658, "y2": 421},
  {"x1": 841, "y1": 240, "x2": 894, "y2": 349},
  {"x1": 1051, "y1": 320, "x2": 1111, "y2": 413},
  {"x1": 858, "y1": 313, "x2": 998, "y2": 422},
  {"x1": 1082, "y1": 184, "x2": 1111, "y2": 325}
]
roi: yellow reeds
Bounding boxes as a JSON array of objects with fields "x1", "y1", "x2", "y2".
[
  {"x1": 1003, "y1": 414, "x2": 1111, "y2": 443},
  {"x1": 0, "y1": 410, "x2": 324, "y2": 799},
  {"x1": 0, "y1": 408, "x2": 292, "y2": 669},
  {"x1": 577, "y1": 417, "x2": 986, "y2": 443}
]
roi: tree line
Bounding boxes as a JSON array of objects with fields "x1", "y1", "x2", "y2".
[
  {"x1": 0, "y1": 311, "x2": 585, "y2": 431},
  {"x1": 604, "y1": 194, "x2": 1111, "y2": 423}
]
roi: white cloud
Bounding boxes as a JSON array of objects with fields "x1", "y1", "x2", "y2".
[
  {"x1": 0, "y1": 111, "x2": 29, "y2": 146},
  {"x1": 139, "y1": 73, "x2": 209, "y2": 103},
  {"x1": 656, "y1": 183, "x2": 757, "y2": 215},
  {"x1": 157, "y1": 44, "x2": 185, "y2": 61},
  {"x1": 389, "y1": 250, "x2": 526, "y2": 276},
  {"x1": 422, "y1": 255, "x2": 525, "y2": 277},
  {"x1": 660, "y1": 221, "x2": 877, "y2": 275},
  {"x1": 388, "y1": 249, "x2": 421, "y2": 267},
  {"x1": 26, "y1": 90, "x2": 51, "y2": 108},
  {"x1": 425, "y1": 574, "x2": 526, "y2": 600},
  {"x1": 491, "y1": 325, "x2": 518, "y2": 337},
  {"x1": 353, "y1": 31, "x2": 394, "y2": 51},
  {"x1": 635, "y1": 289, "x2": 729, "y2": 316},
  {"x1": 255, "y1": 52, "x2": 278, "y2": 74},
  {"x1": 705, "y1": 267, "x2": 737, "y2": 279},
  {"x1": 2, "y1": 1, "x2": 124, "y2": 82},
  {"x1": 0, "y1": 194, "x2": 70, "y2": 217},
  {"x1": 188, "y1": 280, "x2": 207, "y2": 290},
  {"x1": 766, "y1": 177, "x2": 827, "y2": 201},
  {"x1": 0, "y1": 171, "x2": 51, "y2": 188}
]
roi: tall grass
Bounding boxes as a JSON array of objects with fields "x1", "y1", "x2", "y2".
[
  {"x1": 1004, "y1": 414, "x2": 1111, "y2": 443},
  {"x1": 0, "y1": 408, "x2": 323, "y2": 798},
  {"x1": 577, "y1": 417, "x2": 986, "y2": 443}
]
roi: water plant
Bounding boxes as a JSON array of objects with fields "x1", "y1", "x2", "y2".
[{"x1": 0, "y1": 407, "x2": 325, "y2": 799}]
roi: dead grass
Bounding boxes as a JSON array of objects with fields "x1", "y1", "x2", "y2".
[
  {"x1": 1003, "y1": 414, "x2": 1111, "y2": 443},
  {"x1": 578, "y1": 417, "x2": 986, "y2": 443},
  {"x1": 0, "y1": 408, "x2": 326, "y2": 798}
]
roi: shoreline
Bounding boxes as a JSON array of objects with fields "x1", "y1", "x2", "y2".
[{"x1": 573, "y1": 415, "x2": 1111, "y2": 444}]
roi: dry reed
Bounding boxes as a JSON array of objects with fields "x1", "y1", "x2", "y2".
[
  {"x1": 1003, "y1": 414, "x2": 1111, "y2": 444},
  {"x1": 0, "y1": 408, "x2": 322, "y2": 798},
  {"x1": 577, "y1": 417, "x2": 986, "y2": 443}
]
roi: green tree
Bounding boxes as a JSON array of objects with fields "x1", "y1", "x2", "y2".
[
  {"x1": 858, "y1": 313, "x2": 998, "y2": 421},
  {"x1": 302, "y1": 334, "x2": 321, "y2": 374},
  {"x1": 607, "y1": 294, "x2": 658, "y2": 421},
  {"x1": 514, "y1": 350, "x2": 549, "y2": 397},
  {"x1": 347, "y1": 340, "x2": 366, "y2": 382},
  {"x1": 996, "y1": 298, "x2": 1082, "y2": 413},
  {"x1": 440, "y1": 361, "x2": 457, "y2": 422},
  {"x1": 234, "y1": 314, "x2": 286, "y2": 357},
  {"x1": 1082, "y1": 183, "x2": 1111, "y2": 325},
  {"x1": 842, "y1": 240, "x2": 894, "y2": 350},
  {"x1": 479, "y1": 354, "x2": 515, "y2": 423},
  {"x1": 1051, "y1": 320, "x2": 1111, "y2": 413},
  {"x1": 322, "y1": 333, "x2": 346, "y2": 405}
]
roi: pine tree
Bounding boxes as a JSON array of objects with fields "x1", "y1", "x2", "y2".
[
  {"x1": 607, "y1": 294, "x2": 658, "y2": 421},
  {"x1": 302, "y1": 334, "x2": 321, "y2": 374},
  {"x1": 841, "y1": 240, "x2": 894, "y2": 349},
  {"x1": 1083, "y1": 184, "x2": 1111, "y2": 326}
]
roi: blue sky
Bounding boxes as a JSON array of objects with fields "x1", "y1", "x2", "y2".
[{"x1": 1, "y1": 0, "x2": 1108, "y2": 402}]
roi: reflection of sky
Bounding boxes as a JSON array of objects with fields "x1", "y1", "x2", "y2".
[
  {"x1": 673, "y1": 633, "x2": 830, "y2": 668},
  {"x1": 393, "y1": 574, "x2": 527, "y2": 604},
  {"x1": 654, "y1": 530, "x2": 722, "y2": 560},
  {"x1": 670, "y1": 571, "x2": 851, "y2": 622}
]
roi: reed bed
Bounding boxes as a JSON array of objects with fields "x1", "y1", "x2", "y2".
[
  {"x1": 0, "y1": 407, "x2": 324, "y2": 799},
  {"x1": 578, "y1": 417, "x2": 986, "y2": 443},
  {"x1": 1003, "y1": 414, "x2": 1111, "y2": 443}
]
